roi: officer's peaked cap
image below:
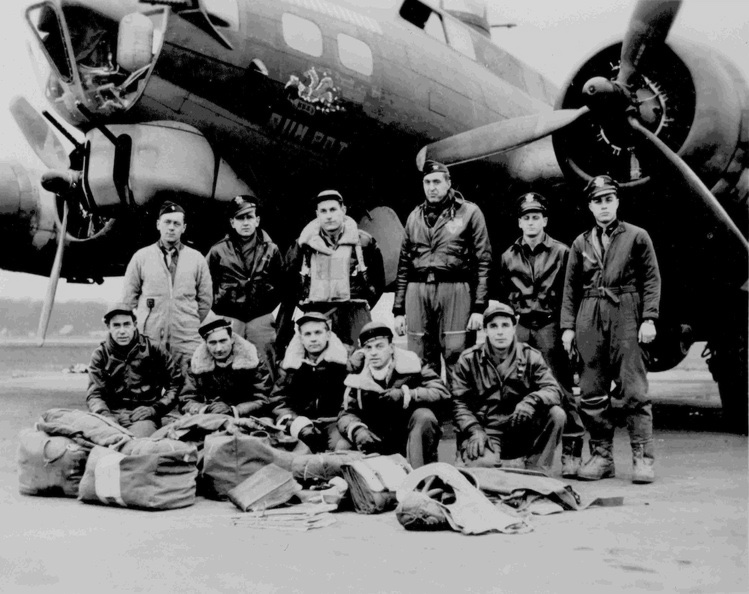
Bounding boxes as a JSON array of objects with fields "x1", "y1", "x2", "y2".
[
  {"x1": 517, "y1": 192, "x2": 547, "y2": 216},
  {"x1": 359, "y1": 321, "x2": 394, "y2": 346},
  {"x1": 422, "y1": 160, "x2": 450, "y2": 177},
  {"x1": 103, "y1": 303, "x2": 135, "y2": 325},
  {"x1": 585, "y1": 175, "x2": 619, "y2": 200}
]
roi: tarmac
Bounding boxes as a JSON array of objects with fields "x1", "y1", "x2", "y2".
[{"x1": 0, "y1": 344, "x2": 746, "y2": 594}]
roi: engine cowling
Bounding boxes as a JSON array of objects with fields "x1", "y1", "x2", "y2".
[{"x1": 553, "y1": 38, "x2": 749, "y2": 222}]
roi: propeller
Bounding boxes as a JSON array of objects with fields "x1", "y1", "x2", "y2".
[
  {"x1": 9, "y1": 95, "x2": 75, "y2": 345},
  {"x1": 628, "y1": 117, "x2": 749, "y2": 252},
  {"x1": 416, "y1": 107, "x2": 589, "y2": 171},
  {"x1": 417, "y1": 0, "x2": 683, "y2": 170},
  {"x1": 9, "y1": 96, "x2": 68, "y2": 170},
  {"x1": 617, "y1": 0, "x2": 681, "y2": 86}
]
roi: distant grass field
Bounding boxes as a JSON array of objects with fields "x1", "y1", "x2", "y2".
[{"x1": 0, "y1": 344, "x2": 96, "y2": 376}]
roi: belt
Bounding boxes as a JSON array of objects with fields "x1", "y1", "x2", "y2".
[
  {"x1": 583, "y1": 285, "x2": 637, "y2": 303},
  {"x1": 518, "y1": 312, "x2": 554, "y2": 327},
  {"x1": 411, "y1": 270, "x2": 470, "y2": 284}
]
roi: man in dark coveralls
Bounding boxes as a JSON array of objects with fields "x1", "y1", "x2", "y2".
[
  {"x1": 561, "y1": 175, "x2": 661, "y2": 483},
  {"x1": 496, "y1": 192, "x2": 585, "y2": 477}
]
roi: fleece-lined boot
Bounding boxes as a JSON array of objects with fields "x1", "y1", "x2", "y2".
[
  {"x1": 577, "y1": 439, "x2": 615, "y2": 481},
  {"x1": 561, "y1": 437, "x2": 584, "y2": 478},
  {"x1": 631, "y1": 442, "x2": 655, "y2": 484}
]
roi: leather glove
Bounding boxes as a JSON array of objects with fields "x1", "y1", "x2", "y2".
[
  {"x1": 299, "y1": 424, "x2": 327, "y2": 453},
  {"x1": 353, "y1": 426, "x2": 381, "y2": 454},
  {"x1": 380, "y1": 388, "x2": 404, "y2": 403},
  {"x1": 205, "y1": 401, "x2": 232, "y2": 415},
  {"x1": 510, "y1": 399, "x2": 536, "y2": 427},
  {"x1": 117, "y1": 410, "x2": 133, "y2": 427},
  {"x1": 97, "y1": 410, "x2": 116, "y2": 421},
  {"x1": 464, "y1": 425, "x2": 491, "y2": 461},
  {"x1": 130, "y1": 405, "x2": 157, "y2": 422}
]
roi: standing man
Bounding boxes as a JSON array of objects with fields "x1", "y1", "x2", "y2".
[
  {"x1": 207, "y1": 195, "x2": 284, "y2": 375},
  {"x1": 337, "y1": 321, "x2": 450, "y2": 468},
  {"x1": 181, "y1": 315, "x2": 272, "y2": 417},
  {"x1": 278, "y1": 189, "x2": 385, "y2": 350},
  {"x1": 561, "y1": 175, "x2": 661, "y2": 483},
  {"x1": 122, "y1": 201, "x2": 212, "y2": 371},
  {"x1": 87, "y1": 304, "x2": 183, "y2": 437},
  {"x1": 497, "y1": 192, "x2": 585, "y2": 477},
  {"x1": 393, "y1": 160, "x2": 492, "y2": 379},
  {"x1": 451, "y1": 303, "x2": 565, "y2": 472},
  {"x1": 270, "y1": 311, "x2": 352, "y2": 453}
]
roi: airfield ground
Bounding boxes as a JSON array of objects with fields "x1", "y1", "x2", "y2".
[{"x1": 0, "y1": 342, "x2": 746, "y2": 594}]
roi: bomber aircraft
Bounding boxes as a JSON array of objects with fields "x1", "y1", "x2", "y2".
[{"x1": 0, "y1": 0, "x2": 746, "y2": 427}]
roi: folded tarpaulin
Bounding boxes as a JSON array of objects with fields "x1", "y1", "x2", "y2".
[
  {"x1": 228, "y1": 463, "x2": 301, "y2": 512},
  {"x1": 464, "y1": 467, "x2": 623, "y2": 514},
  {"x1": 36, "y1": 408, "x2": 132, "y2": 450},
  {"x1": 78, "y1": 445, "x2": 198, "y2": 510},
  {"x1": 18, "y1": 429, "x2": 89, "y2": 497}
]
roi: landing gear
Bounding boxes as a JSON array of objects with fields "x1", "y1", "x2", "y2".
[{"x1": 705, "y1": 297, "x2": 748, "y2": 434}]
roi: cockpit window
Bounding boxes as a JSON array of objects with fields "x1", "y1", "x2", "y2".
[
  {"x1": 282, "y1": 13, "x2": 323, "y2": 57},
  {"x1": 26, "y1": 3, "x2": 74, "y2": 83},
  {"x1": 444, "y1": 18, "x2": 475, "y2": 60},
  {"x1": 203, "y1": 0, "x2": 240, "y2": 30},
  {"x1": 400, "y1": 0, "x2": 446, "y2": 44}
]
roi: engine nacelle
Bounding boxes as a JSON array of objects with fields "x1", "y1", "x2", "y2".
[
  {"x1": 83, "y1": 121, "x2": 251, "y2": 214},
  {"x1": 553, "y1": 38, "x2": 749, "y2": 213}
]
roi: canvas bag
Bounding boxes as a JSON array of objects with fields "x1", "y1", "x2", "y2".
[
  {"x1": 78, "y1": 445, "x2": 198, "y2": 510},
  {"x1": 17, "y1": 429, "x2": 89, "y2": 497},
  {"x1": 201, "y1": 433, "x2": 299, "y2": 500}
]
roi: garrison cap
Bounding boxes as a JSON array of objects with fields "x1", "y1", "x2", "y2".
[
  {"x1": 358, "y1": 321, "x2": 394, "y2": 346},
  {"x1": 229, "y1": 194, "x2": 259, "y2": 218},
  {"x1": 422, "y1": 160, "x2": 450, "y2": 177},
  {"x1": 313, "y1": 189, "x2": 344, "y2": 205},
  {"x1": 517, "y1": 192, "x2": 547, "y2": 216},
  {"x1": 483, "y1": 302, "x2": 516, "y2": 326},
  {"x1": 296, "y1": 311, "x2": 330, "y2": 328},
  {"x1": 103, "y1": 303, "x2": 135, "y2": 325},
  {"x1": 198, "y1": 314, "x2": 232, "y2": 339},
  {"x1": 584, "y1": 175, "x2": 619, "y2": 200},
  {"x1": 158, "y1": 201, "x2": 185, "y2": 218}
]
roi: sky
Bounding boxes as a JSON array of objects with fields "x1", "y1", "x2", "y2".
[{"x1": 0, "y1": 0, "x2": 747, "y2": 302}]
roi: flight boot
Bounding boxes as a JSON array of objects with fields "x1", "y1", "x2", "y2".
[
  {"x1": 560, "y1": 437, "x2": 584, "y2": 479},
  {"x1": 631, "y1": 442, "x2": 655, "y2": 484},
  {"x1": 576, "y1": 439, "x2": 615, "y2": 481}
]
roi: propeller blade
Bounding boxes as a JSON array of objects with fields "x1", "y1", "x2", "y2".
[
  {"x1": 36, "y1": 200, "x2": 69, "y2": 346},
  {"x1": 416, "y1": 107, "x2": 589, "y2": 170},
  {"x1": 9, "y1": 96, "x2": 68, "y2": 170},
  {"x1": 628, "y1": 116, "x2": 748, "y2": 252},
  {"x1": 618, "y1": 0, "x2": 681, "y2": 86}
]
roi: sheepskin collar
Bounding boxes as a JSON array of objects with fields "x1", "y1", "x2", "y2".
[
  {"x1": 281, "y1": 331, "x2": 349, "y2": 370},
  {"x1": 297, "y1": 216, "x2": 360, "y2": 255},
  {"x1": 190, "y1": 335, "x2": 259, "y2": 375},
  {"x1": 344, "y1": 347, "x2": 422, "y2": 391}
]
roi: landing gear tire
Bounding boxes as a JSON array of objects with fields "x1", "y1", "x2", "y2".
[{"x1": 707, "y1": 313, "x2": 748, "y2": 434}]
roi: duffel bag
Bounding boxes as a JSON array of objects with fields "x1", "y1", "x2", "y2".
[
  {"x1": 78, "y1": 445, "x2": 198, "y2": 510},
  {"x1": 201, "y1": 433, "x2": 297, "y2": 500},
  {"x1": 17, "y1": 429, "x2": 89, "y2": 497},
  {"x1": 36, "y1": 408, "x2": 132, "y2": 449},
  {"x1": 119, "y1": 437, "x2": 196, "y2": 457}
]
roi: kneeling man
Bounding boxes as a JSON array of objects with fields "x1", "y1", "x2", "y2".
[
  {"x1": 87, "y1": 304, "x2": 183, "y2": 437},
  {"x1": 181, "y1": 315, "x2": 272, "y2": 417},
  {"x1": 452, "y1": 303, "x2": 565, "y2": 472},
  {"x1": 270, "y1": 312, "x2": 352, "y2": 452},
  {"x1": 337, "y1": 322, "x2": 450, "y2": 468}
]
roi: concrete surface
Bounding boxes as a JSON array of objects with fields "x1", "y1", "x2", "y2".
[{"x1": 0, "y1": 345, "x2": 746, "y2": 594}]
